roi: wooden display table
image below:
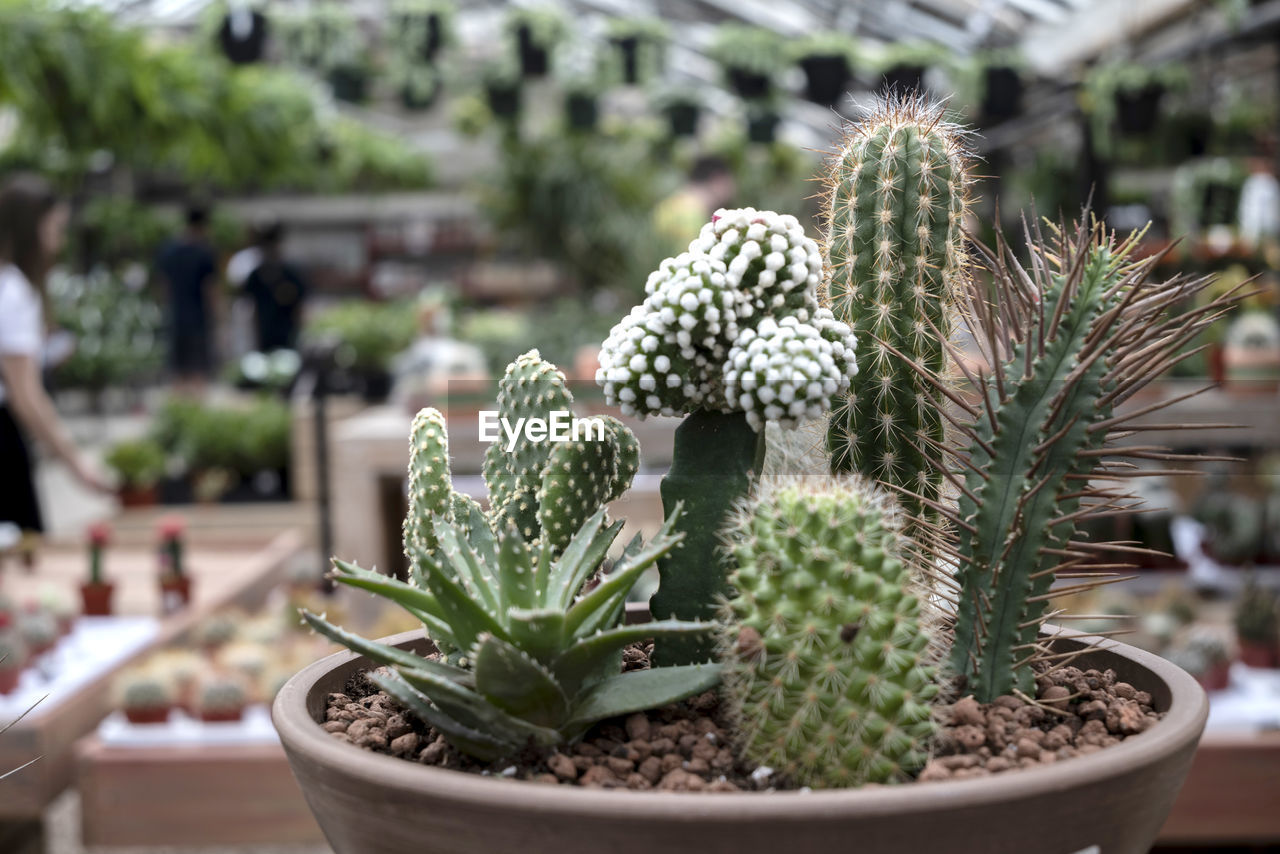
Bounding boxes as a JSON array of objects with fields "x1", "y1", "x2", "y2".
[
  {"x1": 76, "y1": 733, "x2": 323, "y2": 847},
  {"x1": 0, "y1": 529, "x2": 306, "y2": 849},
  {"x1": 1159, "y1": 731, "x2": 1280, "y2": 845}
]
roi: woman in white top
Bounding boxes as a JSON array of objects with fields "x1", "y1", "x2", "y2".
[{"x1": 0, "y1": 174, "x2": 110, "y2": 534}]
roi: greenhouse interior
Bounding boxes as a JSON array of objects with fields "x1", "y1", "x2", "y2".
[{"x1": 1, "y1": 0, "x2": 1279, "y2": 852}]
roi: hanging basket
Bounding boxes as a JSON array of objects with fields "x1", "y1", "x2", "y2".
[
  {"x1": 798, "y1": 54, "x2": 850, "y2": 106},
  {"x1": 1114, "y1": 84, "x2": 1165, "y2": 136}
]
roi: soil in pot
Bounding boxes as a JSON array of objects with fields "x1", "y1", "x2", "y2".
[
  {"x1": 80, "y1": 581, "x2": 114, "y2": 616},
  {"x1": 321, "y1": 646, "x2": 1163, "y2": 791}
]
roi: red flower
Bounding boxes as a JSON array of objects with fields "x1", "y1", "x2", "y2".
[
  {"x1": 88, "y1": 521, "x2": 112, "y2": 547},
  {"x1": 158, "y1": 514, "x2": 186, "y2": 540}
]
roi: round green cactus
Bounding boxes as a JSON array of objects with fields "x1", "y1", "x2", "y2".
[
  {"x1": 719, "y1": 477, "x2": 939, "y2": 788},
  {"x1": 122, "y1": 674, "x2": 173, "y2": 711}
]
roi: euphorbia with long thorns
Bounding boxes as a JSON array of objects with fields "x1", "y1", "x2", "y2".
[{"x1": 919, "y1": 218, "x2": 1242, "y2": 701}]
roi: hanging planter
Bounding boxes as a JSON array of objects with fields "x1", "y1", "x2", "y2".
[
  {"x1": 882, "y1": 63, "x2": 925, "y2": 94},
  {"x1": 506, "y1": 7, "x2": 567, "y2": 80},
  {"x1": 981, "y1": 65, "x2": 1022, "y2": 121},
  {"x1": 663, "y1": 100, "x2": 701, "y2": 137},
  {"x1": 218, "y1": 8, "x2": 269, "y2": 65},
  {"x1": 746, "y1": 109, "x2": 780, "y2": 144},
  {"x1": 397, "y1": 65, "x2": 441, "y2": 111},
  {"x1": 328, "y1": 64, "x2": 370, "y2": 104},
  {"x1": 799, "y1": 54, "x2": 850, "y2": 106},
  {"x1": 565, "y1": 91, "x2": 599, "y2": 132},
  {"x1": 711, "y1": 25, "x2": 781, "y2": 100},
  {"x1": 1114, "y1": 83, "x2": 1165, "y2": 135},
  {"x1": 605, "y1": 18, "x2": 668, "y2": 86},
  {"x1": 875, "y1": 43, "x2": 938, "y2": 95}
]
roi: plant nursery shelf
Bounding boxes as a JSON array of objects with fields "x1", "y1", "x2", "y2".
[
  {"x1": 75, "y1": 736, "x2": 322, "y2": 847},
  {"x1": 0, "y1": 529, "x2": 305, "y2": 821}
]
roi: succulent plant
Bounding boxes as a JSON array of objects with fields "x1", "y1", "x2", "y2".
[
  {"x1": 0, "y1": 632, "x2": 27, "y2": 671},
  {"x1": 18, "y1": 611, "x2": 58, "y2": 653},
  {"x1": 197, "y1": 614, "x2": 239, "y2": 648},
  {"x1": 719, "y1": 477, "x2": 939, "y2": 788},
  {"x1": 596, "y1": 208, "x2": 859, "y2": 664},
  {"x1": 822, "y1": 96, "x2": 971, "y2": 528},
  {"x1": 121, "y1": 674, "x2": 173, "y2": 710},
  {"x1": 200, "y1": 677, "x2": 248, "y2": 713},
  {"x1": 402, "y1": 351, "x2": 639, "y2": 573},
  {"x1": 1235, "y1": 579, "x2": 1279, "y2": 646},
  {"x1": 917, "y1": 218, "x2": 1239, "y2": 701},
  {"x1": 305, "y1": 507, "x2": 720, "y2": 761}
]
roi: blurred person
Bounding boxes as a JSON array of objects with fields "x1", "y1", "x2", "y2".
[
  {"x1": 244, "y1": 220, "x2": 309, "y2": 352},
  {"x1": 156, "y1": 203, "x2": 218, "y2": 393},
  {"x1": 0, "y1": 174, "x2": 112, "y2": 537},
  {"x1": 654, "y1": 155, "x2": 736, "y2": 253},
  {"x1": 225, "y1": 218, "x2": 267, "y2": 359},
  {"x1": 1239, "y1": 155, "x2": 1280, "y2": 250}
]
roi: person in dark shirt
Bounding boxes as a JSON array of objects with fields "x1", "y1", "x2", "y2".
[
  {"x1": 156, "y1": 204, "x2": 218, "y2": 392},
  {"x1": 244, "y1": 220, "x2": 308, "y2": 352}
]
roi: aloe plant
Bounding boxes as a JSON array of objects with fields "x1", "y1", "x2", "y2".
[{"x1": 305, "y1": 507, "x2": 719, "y2": 761}]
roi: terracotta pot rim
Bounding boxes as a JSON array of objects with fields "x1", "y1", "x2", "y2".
[{"x1": 274, "y1": 625, "x2": 1207, "y2": 817}]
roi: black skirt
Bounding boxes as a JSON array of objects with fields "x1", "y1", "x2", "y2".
[{"x1": 0, "y1": 404, "x2": 44, "y2": 533}]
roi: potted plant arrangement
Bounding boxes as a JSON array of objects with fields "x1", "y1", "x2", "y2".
[
  {"x1": 563, "y1": 76, "x2": 602, "y2": 133},
  {"x1": 655, "y1": 88, "x2": 701, "y2": 138},
  {"x1": 389, "y1": 0, "x2": 452, "y2": 62},
  {"x1": 792, "y1": 32, "x2": 857, "y2": 107},
  {"x1": 0, "y1": 632, "x2": 26, "y2": 695},
  {"x1": 744, "y1": 99, "x2": 781, "y2": 145},
  {"x1": 105, "y1": 437, "x2": 166, "y2": 508},
  {"x1": 18, "y1": 608, "x2": 58, "y2": 659},
  {"x1": 1235, "y1": 579, "x2": 1279, "y2": 668},
  {"x1": 121, "y1": 672, "x2": 174, "y2": 725},
  {"x1": 199, "y1": 676, "x2": 249, "y2": 723},
  {"x1": 1085, "y1": 62, "x2": 1190, "y2": 139},
  {"x1": 157, "y1": 516, "x2": 192, "y2": 614},
  {"x1": 710, "y1": 24, "x2": 782, "y2": 100},
  {"x1": 81, "y1": 522, "x2": 114, "y2": 617},
  {"x1": 276, "y1": 97, "x2": 1223, "y2": 854},
  {"x1": 392, "y1": 61, "x2": 441, "y2": 112},
  {"x1": 971, "y1": 50, "x2": 1024, "y2": 121},
  {"x1": 505, "y1": 6, "x2": 566, "y2": 78},
  {"x1": 876, "y1": 42, "x2": 940, "y2": 93},
  {"x1": 605, "y1": 17, "x2": 666, "y2": 86}
]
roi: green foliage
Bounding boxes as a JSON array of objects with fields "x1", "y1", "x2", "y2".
[
  {"x1": 150, "y1": 397, "x2": 290, "y2": 477},
  {"x1": 720, "y1": 478, "x2": 939, "y2": 787},
  {"x1": 709, "y1": 24, "x2": 785, "y2": 79},
  {"x1": 457, "y1": 300, "x2": 619, "y2": 376},
  {"x1": 479, "y1": 127, "x2": 676, "y2": 292},
  {"x1": 823, "y1": 97, "x2": 971, "y2": 527},
  {"x1": 603, "y1": 16, "x2": 668, "y2": 84},
  {"x1": 47, "y1": 270, "x2": 164, "y2": 391},
  {"x1": 791, "y1": 31, "x2": 859, "y2": 64},
  {"x1": 874, "y1": 41, "x2": 948, "y2": 75},
  {"x1": 504, "y1": 5, "x2": 568, "y2": 51},
  {"x1": 104, "y1": 439, "x2": 166, "y2": 489},
  {"x1": 304, "y1": 301, "x2": 418, "y2": 372},
  {"x1": 931, "y1": 221, "x2": 1231, "y2": 701},
  {"x1": 0, "y1": 0, "x2": 430, "y2": 191}
]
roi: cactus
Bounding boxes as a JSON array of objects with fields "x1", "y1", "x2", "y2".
[
  {"x1": 403, "y1": 350, "x2": 638, "y2": 583},
  {"x1": 1235, "y1": 579, "x2": 1279, "y2": 646},
  {"x1": 822, "y1": 96, "x2": 970, "y2": 526},
  {"x1": 18, "y1": 612, "x2": 57, "y2": 654},
  {"x1": 200, "y1": 677, "x2": 248, "y2": 713},
  {"x1": 122, "y1": 674, "x2": 173, "y2": 711},
  {"x1": 597, "y1": 208, "x2": 858, "y2": 664},
  {"x1": 305, "y1": 507, "x2": 720, "y2": 761},
  {"x1": 719, "y1": 477, "x2": 939, "y2": 788},
  {"x1": 915, "y1": 218, "x2": 1238, "y2": 701},
  {"x1": 0, "y1": 632, "x2": 26, "y2": 672}
]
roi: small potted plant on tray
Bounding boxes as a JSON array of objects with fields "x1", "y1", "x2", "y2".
[
  {"x1": 157, "y1": 516, "x2": 192, "y2": 613},
  {"x1": 105, "y1": 438, "x2": 166, "y2": 508},
  {"x1": 80, "y1": 522, "x2": 114, "y2": 617},
  {"x1": 275, "y1": 96, "x2": 1229, "y2": 854},
  {"x1": 121, "y1": 672, "x2": 174, "y2": 725}
]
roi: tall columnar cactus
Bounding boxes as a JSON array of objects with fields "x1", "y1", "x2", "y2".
[
  {"x1": 719, "y1": 477, "x2": 939, "y2": 788},
  {"x1": 918, "y1": 219, "x2": 1238, "y2": 701},
  {"x1": 402, "y1": 350, "x2": 639, "y2": 588},
  {"x1": 597, "y1": 209, "x2": 859, "y2": 664},
  {"x1": 823, "y1": 96, "x2": 970, "y2": 524}
]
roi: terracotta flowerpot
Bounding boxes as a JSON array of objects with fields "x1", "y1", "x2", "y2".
[
  {"x1": 159, "y1": 576, "x2": 193, "y2": 613},
  {"x1": 274, "y1": 628, "x2": 1207, "y2": 854},
  {"x1": 1238, "y1": 639, "x2": 1279, "y2": 669},
  {"x1": 200, "y1": 708, "x2": 245, "y2": 723},
  {"x1": 1198, "y1": 659, "x2": 1231, "y2": 692},
  {"x1": 79, "y1": 581, "x2": 115, "y2": 617},
  {"x1": 0, "y1": 668, "x2": 22, "y2": 695},
  {"x1": 118, "y1": 484, "x2": 158, "y2": 508},
  {"x1": 125, "y1": 706, "x2": 171, "y2": 725}
]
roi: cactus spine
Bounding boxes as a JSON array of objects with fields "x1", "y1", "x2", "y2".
[
  {"x1": 823, "y1": 96, "x2": 969, "y2": 524},
  {"x1": 720, "y1": 477, "x2": 938, "y2": 787},
  {"x1": 922, "y1": 220, "x2": 1235, "y2": 701}
]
